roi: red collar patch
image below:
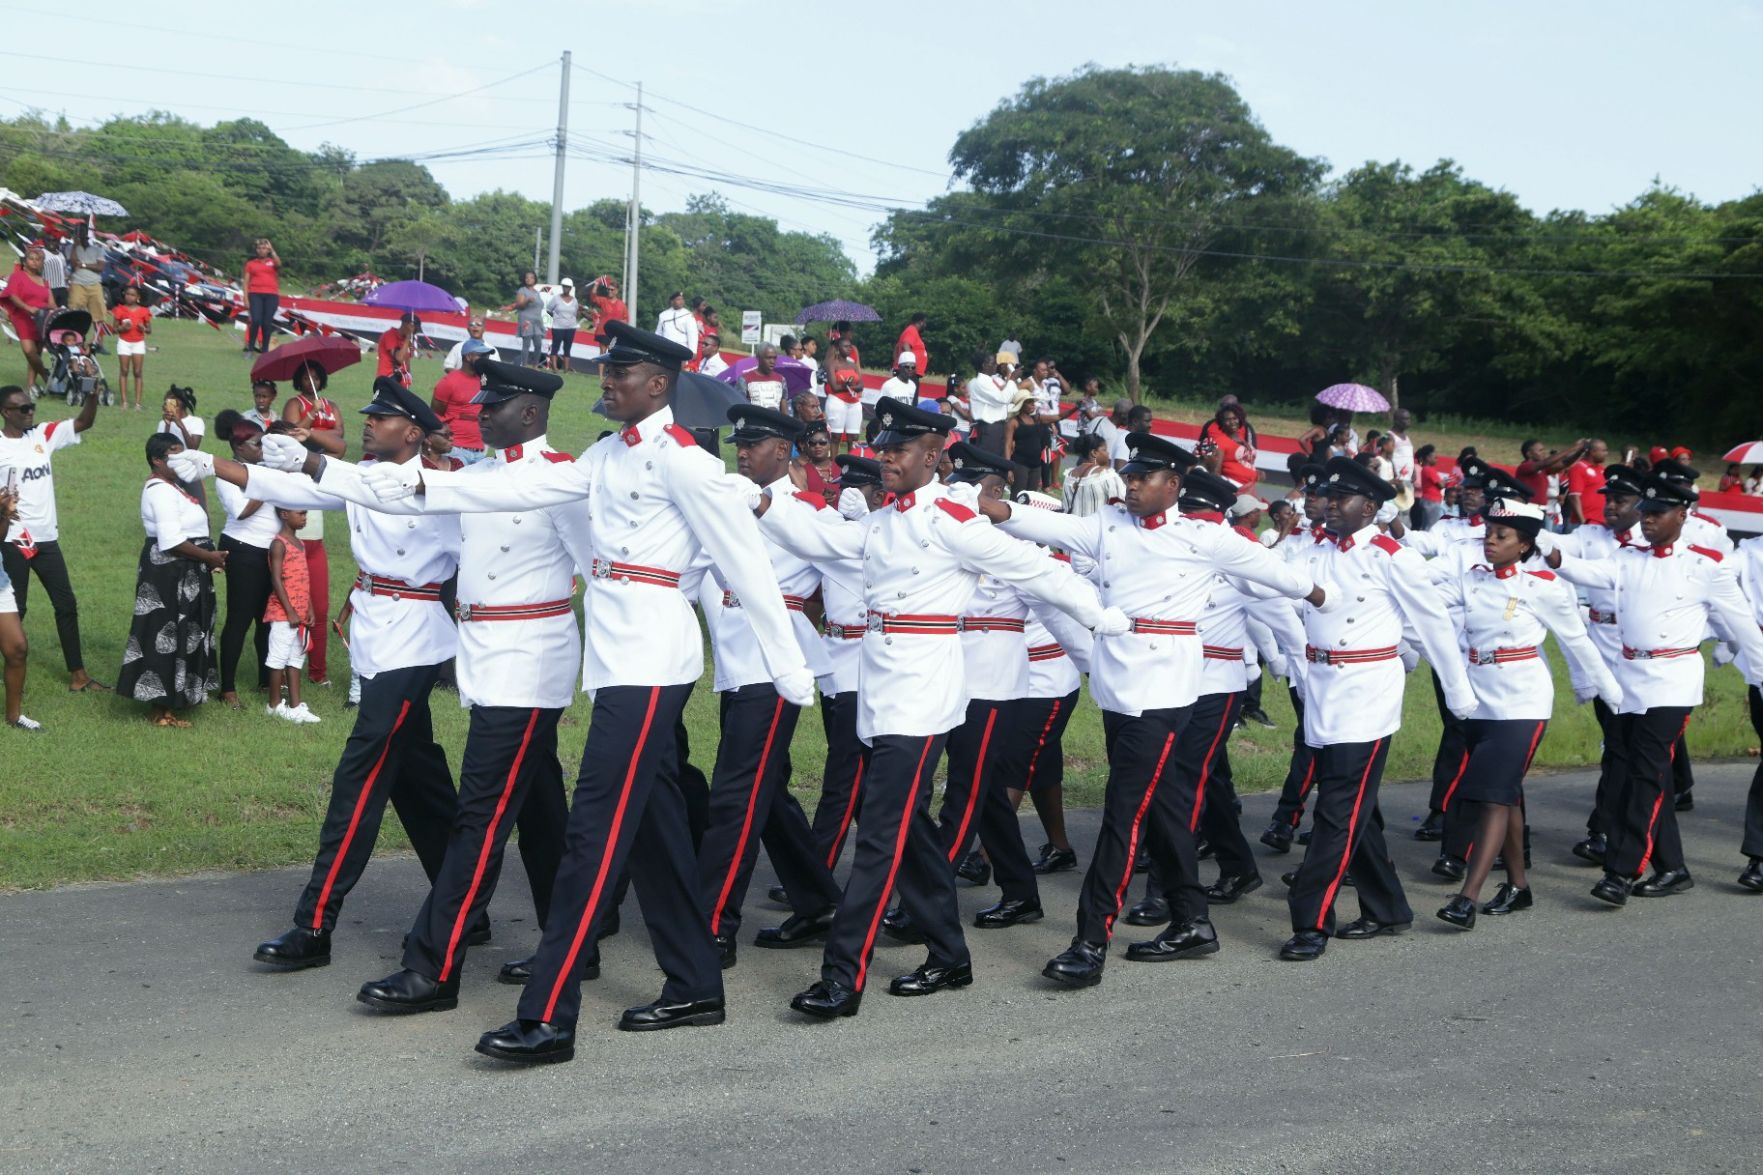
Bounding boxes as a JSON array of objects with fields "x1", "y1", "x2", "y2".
[{"x1": 1139, "y1": 512, "x2": 1168, "y2": 531}]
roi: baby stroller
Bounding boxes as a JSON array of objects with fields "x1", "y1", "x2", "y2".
[{"x1": 39, "y1": 307, "x2": 112, "y2": 407}]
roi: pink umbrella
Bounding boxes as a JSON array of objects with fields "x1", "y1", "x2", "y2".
[
  {"x1": 715, "y1": 355, "x2": 814, "y2": 397},
  {"x1": 1723, "y1": 441, "x2": 1763, "y2": 465},
  {"x1": 1316, "y1": 383, "x2": 1390, "y2": 413}
]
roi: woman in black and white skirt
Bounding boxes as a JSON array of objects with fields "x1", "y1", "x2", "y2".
[
  {"x1": 1433, "y1": 499, "x2": 1622, "y2": 928},
  {"x1": 118, "y1": 433, "x2": 227, "y2": 727}
]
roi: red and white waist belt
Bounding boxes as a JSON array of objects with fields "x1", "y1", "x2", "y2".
[
  {"x1": 456, "y1": 597, "x2": 573, "y2": 623},
  {"x1": 721, "y1": 589, "x2": 808, "y2": 613},
  {"x1": 1622, "y1": 645, "x2": 1699, "y2": 661},
  {"x1": 354, "y1": 572, "x2": 445, "y2": 602},
  {"x1": 1305, "y1": 643, "x2": 1399, "y2": 666},
  {"x1": 959, "y1": 616, "x2": 1027, "y2": 635},
  {"x1": 823, "y1": 619, "x2": 867, "y2": 640},
  {"x1": 1028, "y1": 642, "x2": 1067, "y2": 662},
  {"x1": 1587, "y1": 608, "x2": 1618, "y2": 625},
  {"x1": 866, "y1": 613, "x2": 961, "y2": 636},
  {"x1": 1129, "y1": 618, "x2": 1198, "y2": 636},
  {"x1": 1203, "y1": 644, "x2": 1244, "y2": 662},
  {"x1": 589, "y1": 558, "x2": 681, "y2": 589},
  {"x1": 1468, "y1": 645, "x2": 1537, "y2": 666}
]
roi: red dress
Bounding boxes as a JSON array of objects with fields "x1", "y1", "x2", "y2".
[
  {"x1": 802, "y1": 460, "x2": 841, "y2": 506},
  {"x1": 4, "y1": 267, "x2": 50, "y2": 343}
]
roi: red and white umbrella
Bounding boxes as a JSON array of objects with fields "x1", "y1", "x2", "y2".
[
  {"x1": 1315, "y1": 383, "x2": 1390, "y2": 413},
  {"x1": 1722, "y1": 441, "x2": 1763, "y2": 465}
]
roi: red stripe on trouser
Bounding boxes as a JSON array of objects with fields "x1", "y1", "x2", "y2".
[
  {"x1": 439, "y1": 708, "x2": 540, "y2": 981},
  {"x1": 946, "y1": 708, "x2": 999, "y2": 862},
  {"x1": 309, "y1": 700, "x2": 412, "y2": 930},
  {"x1": 1439, "y1": 748, "x2": 1471, "y2": 811},
  {"x1": 827, "y1": 755, "x2": 864, "y2": 870},
  {"x1": 1637, "y1": 715, "x2": 1691, "y2": 875},
  {"x1": 710, "y1": 695, "x2": 788, "y2": 935},
  {"x1": 1024, "y1": 699, "x2": 1063, "y2": 790},
  {"x1": 1521, "y1": 721, "x2": 1546, "y2": 777},
  {"x1": 1104, "y1": 733, "x2": 1176, "y2": 939},
  {"x1": 543, "y1": 687, "x2": 661, "y2": 1022},
  {"x1": 1287, "y1": 759, "x2": 1316, "y2": 828},
  {"x1": 1315, "y1": 738, "x2": 1384, "y2": 928},
  {"x1": 854, "y1": 738, "x2": 938, "y2": 991},
  {"x1": 1189, "y1": 700, "x2": 1236, "y2": 833}
]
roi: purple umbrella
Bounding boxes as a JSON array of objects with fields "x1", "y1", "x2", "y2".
[
  {"x1": 364, "y1": 280, "x2": 461, "y2": 315},
  {"x1": 1315, "y1": 382, "x2": 1390, "y2": 413},
  {"x1": 795, "y1": 299, "x2": 880, "y2": 325},
  {"x1": 716, "y1": 356, "x2": 815, "y2": 397}
]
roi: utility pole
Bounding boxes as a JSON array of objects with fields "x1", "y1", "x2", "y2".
[
  {"x1": 532, "y1": 227, "x2": 541, "y2": 277},
  {"x1": 624, "y1": 81, "x2": 643, "y2": 325},
  {"x1": 546, "y1": 50, "x2": 570, "y2": 286}
]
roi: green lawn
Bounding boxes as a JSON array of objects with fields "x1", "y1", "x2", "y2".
[{"x1": 0, "y1": 320, "x2": 1754, "y2": 890}]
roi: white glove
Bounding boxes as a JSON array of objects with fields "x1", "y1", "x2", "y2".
[
  {"x1": 168, "y1": 449, "x2": 215, "y2": 482},
  {"x1": 1445, "y1": 686, "x2": 1477, "y2": 721},
  {"x1": 775, "y1": 667, "x2": 817, "y2": 709},
  {"x1": 945, "y1": 480, "x2": 981, "y2": 510},
  {"x1": 1309, "y1": 578, "x2": 1341, "y2": 614},
  {"x1": 1532, "y1": 529, "x2": 1557, "y2": 557},
  {"x1": 1599, "y1": 680, "x2": 1625, "y2": 711},
  {"x1": 737, "y1": 479, "x2": 764, "y2": 512},
  {"x1": 1374, "y1": 500, "x2": 1398, "y2": 527},
  {"x1": 1093, "y1": 606, "x2": 1132, "y2": 637},
  {"x1": 1573, "y1": 684, "x2": 1598, "y2": 705},
  {"x1": 837, "y1": 486, "x2": 869, "y2": 521},
  {"x1": 258, "y1": 432, "x2": 309, "y2": 473},
  {"x1": 363, "y1": 461, "x2": 420, "y2": 503},
  {"x1": 1711, "y1": 640, "x2": 1737, "y2": 668},
  {"x1": 1265, "y1": 653, "x2": 1288, "y2": 681}
]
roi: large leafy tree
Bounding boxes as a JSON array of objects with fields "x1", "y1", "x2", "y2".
[{"x1": 944, "y1": 65, "x2": 1324, "y2": 399}]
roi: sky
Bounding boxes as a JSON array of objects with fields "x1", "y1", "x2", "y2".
[{"x1": 6, "y1": 0, "x2": 1760, "y2": 276}]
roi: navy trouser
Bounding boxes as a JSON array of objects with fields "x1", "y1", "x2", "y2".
[
  {"x1": 937, "y1": 697, "x2": 1038, "y2": 904},
  {"x1": 1286, "y1": 738, "x2": 1410, "y2": 934}
]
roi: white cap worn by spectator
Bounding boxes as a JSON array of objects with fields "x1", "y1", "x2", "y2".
[
  {"x1": 1230, "y1": 494, "x2": 1262, "y2": 520},
  {"x1": 896, "y1": 352, "x2": 917, "y2": 368},
  {"x1": 560, "y1": 277, "x2": 574, "y2": 288}
]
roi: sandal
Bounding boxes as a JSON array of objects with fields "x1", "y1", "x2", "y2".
[
  {"x1": 151, "y1": 712, "x2": 192, "y2": 728},
  {"x1": 69, "y1": 678, "x2": 113, "y2": 693}
]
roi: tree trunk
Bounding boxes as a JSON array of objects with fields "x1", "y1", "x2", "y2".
[
  {"x1": 1379, "y1": 364, "x2": 1400, "y2": 413},
  {"x1": 1124, "y1": 338, "x2": 1144, "y2": 403}
]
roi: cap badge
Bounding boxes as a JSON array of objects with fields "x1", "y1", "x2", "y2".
[
  {"x1": 734, "y1": 415, "x2": 747, "y2": 431},
  {"x1": 1128, "y1": 448, "x2": 1139, "y2": 461},
  {"x1": 881, "y1": 413, "x2": 893, "y2": 427},
  {"x1": 952, "y1": 457, "x2": 964, "y2": 469},
  {"x1": 1329, "y1": 473, "x2": 1340, "y2": 483}
]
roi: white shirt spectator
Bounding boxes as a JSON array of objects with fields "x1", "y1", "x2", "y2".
[
  {"x1": 216, "y1": 478, "x2": 282, "y2": 547},
  {"x1": 0, "y1": 417, "x2": 80, "y2": 542},
  {"x1": 547, "y1": 296, "x2": 581, "y2": 330},
  {"x1": 140, "y1": 478, "x2": 210, "y2": 552},
  {"x1": 874, "y1": 375, "x2": 916, "y2": 409},
  {"x1": 700, "y1": 350, "x2": 729, "y2": 379},
  {"x1": 655, "y1": 306, "x2": 699, "y2": 356},
  {"x1": 967, "y1": 374, "x2": 1013, "y2": 424}
]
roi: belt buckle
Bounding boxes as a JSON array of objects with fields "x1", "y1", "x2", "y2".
[
  {"x1": 955, "y1": 617, "x2": 971, "y2": 633},
  {"x1": 589, "y1": 559, "x2": 611, "y2": 580},
  {"x1": 1305, "y1": 648, "x2": 1326, "y2": 664},
  {"x1": 456, "y1": 604, "x2": 472, "y2": 621},
  {"x1": 866, "y1": 614, "x2": 885, "y2": 632}
]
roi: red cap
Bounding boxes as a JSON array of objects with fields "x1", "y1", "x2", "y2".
[{"x1": 1648, "y1": 446, "x2": 1669, "y2": 463}]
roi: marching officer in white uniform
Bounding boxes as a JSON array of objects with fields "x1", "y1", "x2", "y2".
[
  {"x1": 754, "y1": 397, "x2": 1114, "y2": 1019},
  {"x1": 252, "y1": 360, "x2": 597, "y2": 1010},
  {"x1": 977, "y1": 434, "x2": 1322, "y2": 986},
  {"x1": 1430, "y1": 498, "x2": 1621, "y2": 931},
  {"x1": 1263, "y1": 463, "x2": 1334, "y2": 851},
  {"x1": 1544, "y1": 474, "x2": 1763, "y2": 907},
  {"x1": 173, "y1": 378, "x2": 465, "y2": 971},
  {"x1": 1541, "y1": 463, "x2": 1645, "y2": 863},
  {"x1": 1279, "y1": 458, "x2": 1475, "y2": 963},
  {"x1": 697, "y1": 404, "x2": 844, "y2": 967},
  {"x1": 355, "y1": 321, "x2": 813, "y2": 1064}
]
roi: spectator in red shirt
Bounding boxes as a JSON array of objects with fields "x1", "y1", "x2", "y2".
[
  {"x1": 894, "y1": 312, "x2": 928, "y2": 376},
  {"x1": 589, "y1": 278, "x2": 628, "y2": 347},
  {"x1": 1196, "y1": 397, "x2": 1260, "y2": 490},
  {"x1": 1514, "y1": 436, "x2": 1589, "y2": 509},
  {"x1": 430, "y1": 338, "x2": 490, "y2": 463},
  {"x1": 242, "y1": 238, "x2": 281, "y2": 355},
  {"x1": 1564, "y1": 437, "x2": 1610, "y2": 528},
  {"x1": 375, "y1": 313, "x2": 416, "y2": 386},
  {"x1": 1718, "y1": 463, "x2": 1745, "y2": 493},
  {"x1": 1412, "y1": 444, "x2": 1445, "y2": 530}
]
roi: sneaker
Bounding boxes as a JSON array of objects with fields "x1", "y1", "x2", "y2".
[
  {"x1": 289, "y1": 703, "x2": 322, "y2": 725},
  {"x1": 269, "y1": 702, "x2": 301, "y2": 723},
  {"x1": 11, "y1": 715, "x2": 43, "y2": 732}
]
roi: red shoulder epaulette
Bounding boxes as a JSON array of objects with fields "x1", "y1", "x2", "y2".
[
  {"x1": 1525, "y1": 569, "x2": 1557, "y2": 581},
  {"x1": 792, "y1": 490, "x2": 827, "y2": 510},
  {"x1": 1051, "y1": 551, "x2": 1072, "y2": 563},
  {"x1": 663, "y1": 423, "x2": 696, "y2": 448},
  {"x1": 1370, "y1": 534, "x2": 1402, "y2": 555},
  {"x1": 1692, "y1": 510, "x2": 1724, "y2": 527},
  {"x1": 935, "y1": 498, "x2": 977, "y2": 522},
  {"x1": 1689, "y1": 544, "x2": 1724, "y2": 562},
  {"x1": 541, "y1": 450, "x2": 574, "y2": 463}
]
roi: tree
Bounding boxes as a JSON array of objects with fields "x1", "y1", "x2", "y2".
[{"x1": 945, "y1": 65, "x2": 1323, "y2": 399}]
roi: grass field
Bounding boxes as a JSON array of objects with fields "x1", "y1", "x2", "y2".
[{"x1": 0, "y1": 319, "x2": 1754, "y2": 891}]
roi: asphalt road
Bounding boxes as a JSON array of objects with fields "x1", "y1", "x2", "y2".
[{"x1": 4, "y1": 763, "x2": 1762, "y2": 1175}]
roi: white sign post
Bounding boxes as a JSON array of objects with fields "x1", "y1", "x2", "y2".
[{"x1": 740, "y1": 310, "x2": 763, "y2": 348}]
